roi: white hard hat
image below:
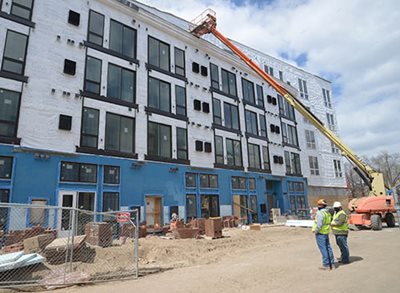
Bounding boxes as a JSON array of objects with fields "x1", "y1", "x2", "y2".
[{"x1": 333, "y1": 201, "x2": 342, "y2": 208}]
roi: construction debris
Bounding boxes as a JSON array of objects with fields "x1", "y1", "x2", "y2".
[
  {"x1": 205, "y1": 217, "x2": 222, "y2": 239},
  {"x1": 0, "y1": 251, "x2": 44, "y2": 272},
  {"x1": 285, "y1": 220, "x2": 313, "y2": 228}
]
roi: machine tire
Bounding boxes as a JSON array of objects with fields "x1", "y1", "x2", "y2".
[
  {"x1": 385, "y1": 213, "x2": 396, "y2": 228},
  {"x1": 371, "y1": 214, "x2": 382, "y2": 230}
]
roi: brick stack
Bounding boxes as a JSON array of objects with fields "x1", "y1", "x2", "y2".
[
  {"x1": 171, "y1": 227, "x2": 199, "y2": 239},
  {"x1": 190, "y1": 218, "x2": 206, "y2": 234},
  {"x1": 85, "y1": 222, "x2": 113, "y2": 248},
  {"x1": 205, "y1": 217, "x2": 223, "y2": 239}
]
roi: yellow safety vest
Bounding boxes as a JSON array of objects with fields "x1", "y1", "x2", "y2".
[
  {"x1": 312, "y1": 210, "x2": 331, "y2": 234},
  {"x1": 332, "y1": 210, "x2": 348, "y2": 232}
]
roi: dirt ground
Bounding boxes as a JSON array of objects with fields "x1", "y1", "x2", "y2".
[{"x1": 2, "y1": 225, "x2": 399, "y2": 293}]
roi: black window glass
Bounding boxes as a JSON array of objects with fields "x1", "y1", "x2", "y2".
[
  {"x1": 0, "y1": 89, "x2": 20, "y2": 137},
  {"x1": 242, "y1": 78, "x2": 255, "y2": 104},
  {"x1": 105, "y1": 113, "x2": 135, "y2": 153},
  {"x1": 212, "y1": 98, "x2": 222, "y2": 125},
  {"x1": 60, "y1": 162, "x2": 79, "y2": 182},
  {"x1": 226, "y1": 138, "x2": 242, "y2": 167},
  {"x1": 148, "y1": 36, "x2": 170, "y2": 71},
  {"x1": 201, "y1": 194, "x2": 220, "y2": 218},
  {"x1": 107, "y1": 64, "x2": 135, "y2": 103},
  {"x1": 278, "y1": 94, "x2": 296, "y2": 121},
  {"x1": 88, "y1": 10, "x2": 104, "y2": 46},
  {"x1": 259, "y1": 114, "x2": 267, "y2": 137},
  {"x1": 148, "y1": 77, "x2": 171, "y2": 112},
  {"x1": 84, "y1": 56, "x2": 102, "y2": 94},
  {"x1": 177, "y1": 127, "x2": 188, "y2": 160},
  {"x1": 81, "y1": 107, "x2": 99, "y2": 148},
  {"x1": 104, "y1": 165, "x2": 120, "y2": 184},
  {"x1": 80, "y1": 164, "x2": 97, "y2": 182},
  {"x1": 185, "y1": 173, "x2": 196, "y2": 187},
  {"x1": 215, "y1": 135, "x2": 224, "y2": 164},
  {"x1": 262, "y1": 146, "x2": 271, "y2": 171},
  {"x1": 186, "y1": 194, "x2": 197, "y2": 221},
  {"x1": 174, "y1": 47, "x2": 185, "y2": 76},
  {"x1": 249, "y1": 178, "x2": 256, "y2": 190},
  {"x1": 2, "y1": 30, "x2": 28, "y2": 75},
  {"x1": 239, "y1": 177, "x2": 246, "y2": 189},
  {"x1": 11, "y1": 0, "x2": 34, "y2": 20},
  {"x1": 210, "y1": 63, "x2": 219, "y2": 89},
  {"x1": 248, "y1": 143, "x2": 261, "y2": 169},
  {"x1": 68, "y1": 10, "x2": 80, "y2": 26},
  {"x1": 64, "y1": 59, "x2": 76, "y2": 75},
  {"x1": 103, "y1": 192, "x2": 119, "y2": 212},
  {"x1": 221, "y1": 69, "x2": 237, "y2": 96},
  {"x1": 245, "y1": 110, "x2": 258, "y2": 135},
  {"x1": 224, "y1": 103, "x2": 239, "y2": 130},
  {"x1": 148, "y1": 122, "x2": 171, "y2": 158},
  {"x1": 209, "y1": 175, "x2": 218, "y2": 188},
  {"x1": 200, "y1": 174, "x2": 209, "y2": 188},
  {"x1": 109, "y1": 20, "x2": 136, "y2": 59},
  {"x1": 256, "y1": 85, "x2": 264, "y2": 107},
  {"x1": 0, "y1": 157, "x2": 13, "y2": 179},
  {"x1": 175, "y1": 85, "x2": 186, "y2": 116},
  {"x1": 231, "y1": 177, "x2": 239, "y2": 189},
  {"x1": 0, "y1": 189, "x2": 10, "y2": 231}
]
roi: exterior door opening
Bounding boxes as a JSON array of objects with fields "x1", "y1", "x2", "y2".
[
  {"x1": 201, "y1": 194, "x2": 219, "y2": 218},
  {"x1": 145, "y1": 196, "x2": 162, "y2": 229}
]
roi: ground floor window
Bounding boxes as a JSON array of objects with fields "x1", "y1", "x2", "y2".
[
  {"x1": 249, "y1": 195, "x2": 258, "y2": 223},
  {"x1": 200, "y1": 194, "x2": 219, "y2": 218},
  {"x1": 233, "y1": 194, "x2": 248, "y2": 224},
  {"x1": 103, "y1": 192, "x2": 119, "y2": 212},
  {"x1": 290, "y1": 195, "x2": 297, "y2": 214},
  {"x1": 186, "y1": 194, "x2": 197, "y2": 221},
  {"x1": 0, "y1": 189, "x2": 10, "y2": 231}
]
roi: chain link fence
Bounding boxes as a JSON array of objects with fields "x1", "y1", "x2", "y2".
[{"x1": 0, "y1": 203, "x2": 139, "y2": 289}]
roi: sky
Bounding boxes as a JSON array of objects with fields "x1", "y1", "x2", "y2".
[{"x1": 140, "y1": 0, "x2": 400, "y2": 157}]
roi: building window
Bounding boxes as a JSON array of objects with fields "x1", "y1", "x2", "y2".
[
  {"x1": 0, "y1": 189, "x2": 10, "y2": 230},
  {"x1": 326, "y1": 113, "x2": 335, "y2": 131},
  {"x1": 232, "y1": 176, "x2": 246, "y2": 189},
  {"x1": 87, "y1": 10, "x2": 104, "y2": 46},
  {"x1": 107, "y1": 64, "x2": 136, "y2": 103},
  {"x1": 60, "y1": 162, "x2": 97, "y2": 183},
  {"x1": 81, "y1": 107, "x2": 99, "y2": 148},
  {"x1": 148, "y1": 36, "x2": 170, "y2": 72},
  {"x1": 0, "y1": 89, "x2": 21, "y2": 138},
  {"x1": 248, "y1": 143, "x2": 261, "y2": 169},
  {"x1": 201, "y1": 194, "x2": 220, "y2": 218},
  {"x1": 174, "y1": 47, "x2": 185, "y2": 76},
  {"x1": 245, "y1": 110, "x2": 258, "y2": 135},
  {"x1": 256, "y1": 85, "x2": 264, "y2": 107},
  {"x1": 10, "y1": 0, "x2": 34, "y2": 20},
  {"x1": 309, "y1": 156, "x2": 320, "y2": 176},
  {"x1": 215, "y1": 135, "x2": 224, "y2": 164},
  {"x1": 212, "y1": 98, "x2": 222, "y2": 125},
  {"x1": 1, "y1": 30, "x2": 28, "y2": 75},
  {"x1": 323, "y1": 88, "x2": 331, "y2": 108},
  {"x1": 226, "y1": 138, "x2": 242, "y2": 167},
  {"x1": 186, "y1": 194, "x2": 197, "y2": 221},
  {"x1": 278, "y1": 94, "x2": 296, "y2": 121},
  {"x1": 298, "y1": 78, "x2": 308, "y2": 99},
  {"x1": 282, "y1": 122, "x2": 299, "y2": 147},
  {"x1": 68, "y1": 10, "x2": 80, "y2": 26},
  {"x1": 331, "y1": 142, "x2": 340, "y2": 154},
  {"x1": 259, "y1": 114, "x2": 267, "y2": 137},
  {"x1": 249, "y1": 178, "x2": 256, "y2": 190},
  {"x1": 148, "y1": 122, "x2": 171, "y2": 158},
  {"x1": 103, "y1": 192, "x2": 119, "y2": 212},
  {"x1": 284, "y1": 151, "x2": 302, "y2": 176},
  {"x1": 105, "y1": 113, "x2": 135, "y2": 154},
  {"x1": 148, "y1": 77, "x2": 171, "y2": 112},
  {"x1": 200, "y1": 174, "x2": 218, "y2": 188},
  {"x1": 223, "y1": 102, "x2": 240, "y2": 130},
  {"x1": 288, "y1": 181, "x2": 305, "y2": 193},
  {"x1": 334, "y1": 159, "x2": 342, "y2": 177},
  {"x1": 264, "y1": 65, "x2": 274, "y2": 76},
  {"x1": 279, "y1": 71, "x2": 283, "y2": 81},
  {"x1": 298, "y1": 196, "x2": 306, "y2": 209},
  {"x1": 221, "y1": 69, "x2": 237, "y2": 96},
  {"x1": 305, "y1": 129, "x2": 316, "y2": 149},
  {"x1": 262, "y1": 146, "x2": 271, "y2": 171},
  {"x1": 30, "y1": 199, "x2": 47, "y2": 225},
  {"x1": 104, "y1": 166, "x2": 120, "y2": 184},
  {"x1": 109, "y1": 20, "x2": 136, "y2": 59},
  {"x1": 210, "y1": 63, "x2": 219, "y2": 89},
  {"x1": 185, "y1": 173, "x2": 196, "y2": 187},
  {"x1": 175, "y1": 85, "x2": 186, "y2": 116},
  {"x1": 242, "y1": 78, "x2": 255, "y2": 104},
  {"x1": 84, "y1": 56, "x2": 102, "y2": 94},
  {"x1": 0, "y1": 157, "x2": 13, "y2": 179},
  {"x1": 177, "y1": 127, "x2": 188, "y2": 160}
]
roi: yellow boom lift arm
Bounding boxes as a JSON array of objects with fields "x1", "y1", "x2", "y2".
[{"x1": 190, "y1": 9, "x2": 386, "y2": 197}]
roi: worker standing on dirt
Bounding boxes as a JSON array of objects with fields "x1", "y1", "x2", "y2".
[
  {"x1": 331, "y1": 201, "x2": 350, "y2": 264},
  {"x1": 312, "y1": 199, "x2": 334, "y2": 270}
]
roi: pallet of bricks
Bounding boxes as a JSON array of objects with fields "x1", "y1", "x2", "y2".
[{"x1": 205, "y1": 217, "x2": 223, "y2": 239}]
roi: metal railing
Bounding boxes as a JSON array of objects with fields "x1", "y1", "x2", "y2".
[{"x1": 0, "y1": 203, "x2": 139, "y2": 288}]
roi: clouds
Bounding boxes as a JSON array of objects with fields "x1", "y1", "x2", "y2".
[{"x1": 139, "y1": 0, "x2": 400, "y2": 156}]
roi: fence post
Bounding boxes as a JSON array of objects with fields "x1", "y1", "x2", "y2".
[
  {"x1": 135, "y1": 209, "x2": 139, "y2": 278},
  {"x1": 63, "y1": 209, "x2": 73, "y2": 284},
  {"x1": 69, "y1": 208, "x2": 76, "y2": 272}
]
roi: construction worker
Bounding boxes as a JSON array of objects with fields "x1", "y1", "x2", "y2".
[
  {"x1": 312, "y1": 199, "x2": 334, "y2": 270},
  {"x1": 331, "y1": 201, "x2": 350, "y2": 264}
]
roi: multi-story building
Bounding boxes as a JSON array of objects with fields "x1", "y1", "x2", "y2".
[{"x1": 0, "y1": 0, "x2": 346, "y2": 231}]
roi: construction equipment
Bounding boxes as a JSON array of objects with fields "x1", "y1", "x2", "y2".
[{"x1": 190, "y1": 9, "x2": 398, "y2": 230}]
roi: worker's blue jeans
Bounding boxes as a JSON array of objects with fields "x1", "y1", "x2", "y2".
[
  {"x1": 315, "y1": 233, "x2": 334, "y2": 267},
  {"x1": 335, "y1": 234, "x2": 349, "y2": 263}
]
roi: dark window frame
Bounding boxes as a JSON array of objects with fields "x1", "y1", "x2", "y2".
[
  {"x1": 102, "y1": 191, "x2": 120, "y2": 212},
  {"x1": 147, "y1": 121, "x2": 172, "y2": 159},
  {"x1": 10, "y1": 0, "x2": 35, "y2": 21},
  {"x1": 262, "y1": 145, "x2": 271, "y2": 171},
  {"x1": 174, "y1": 47, "x2": 185, "y2": 77},
  {"x1": 226, "y1": 138, "x2": 242, "y2": 167},
  {"x1": 60, "y1": 161, "x2": 98, "y2": 183},
  {"x1": 200, "y1": 174, "x2": 218, "y2": 188},
  {"x1": 247, "y1": 142, "x2": 261, "y2": 169},
  {"x1": 256, "y1": 84, "x2": 264, "y2": 108},
  {"x1": 103, "y1": 165, "x2": 120, "y2": 184},
  {"x1": 84, "y1": 55, "x2": 102, "y2": 95},
  {"x1": 221, "y1": 68, "x2": 237, "y2": 97},
  {"x1": 148, "y1": 76, "x2": 171, "y2": 113},
  {"x1": 259, "y1": 114, "x2": 267, "y2": 138},
  {"x1": 148, "y1": 36, "x2": 170, "y2": 72},
  {"x1": 105, "y1": 112, "x2": 135, "y2": 154},
  {"x1": 0, "y1": 88, "x2": 21, "y2": 139},
  {"x1": 1, "y1": 29, "x2": 29, "y2": 76},
  {"x1": 210, "y1": 63, "x2": 219, "y2": 90},
  {"x1": 109, "y1": 19, "x2": 137, "y2": 59},
  {"x1": 212, "y1": 98, "x2": 222, "y2": 125},
  {"x1": 185, "y1": 173, "x2": 196, "y2": 188},
  {"x1": 223, "y1": 102, "x2": 240, "y2": 130},
  {"x1": 175, "y1": 85, "x2": 187, "y2": 116},
  {"x1": 245, "y1": 110, "x2": 258, "y2": 136},
  {"x1": 214, "y1": 135, "x2": 224, "y2": 165},
  {"x1": 177, "y1": 127, "x2": 188, "y2": 160},
  {"x1": 0, "y1": 156, "x2": 13, "y2": 179},
  {"x1": 107, "y1": 62, "x2": 136, "y2": 103},
  {"x1": 87, "y1": 10, "x2": 105, "y2": 46},
  {"x1": 241, "y1": 78, "x2": 255, "y2": 104}
]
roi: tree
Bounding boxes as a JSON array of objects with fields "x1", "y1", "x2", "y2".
[{"x1": 345, "y1": 163, "x2": 368, "y2": 198}]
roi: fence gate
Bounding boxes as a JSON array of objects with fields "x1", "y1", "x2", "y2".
[{"x1": 0, "y1": 203, "x2": 139, "y2": 288}]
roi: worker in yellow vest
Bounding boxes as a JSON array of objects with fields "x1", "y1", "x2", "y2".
[
  {"x1": 331, "y1": 201, "x2": 350, "y2": 264},
  {"x1": 312, "y1": 199, "x2": 335, "y2": 270}
]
